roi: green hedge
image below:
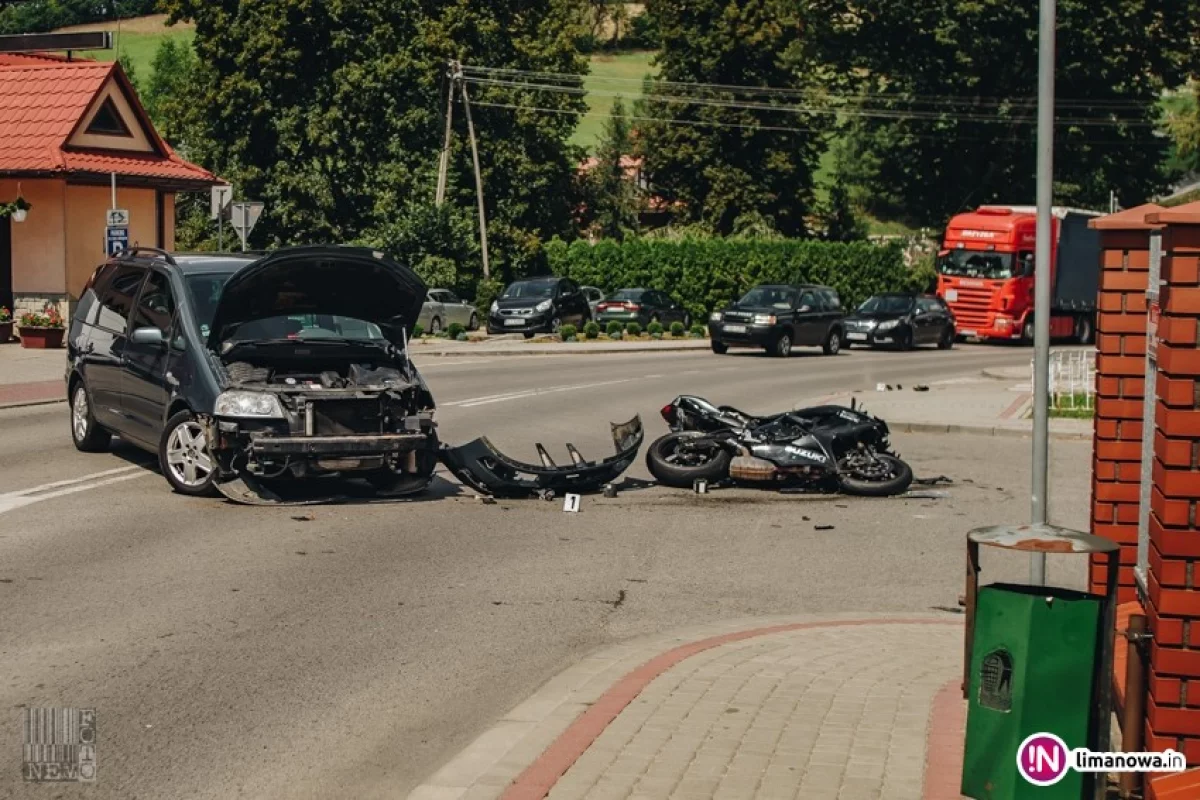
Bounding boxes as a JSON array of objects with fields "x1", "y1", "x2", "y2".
[{"x1": 546, "y1": 237, "x2": 914, "y2": 320}]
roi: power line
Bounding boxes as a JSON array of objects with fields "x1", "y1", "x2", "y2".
[
  {"x1": 462, "y1": 75, "x2": 1156, "y2": 128},
  {"x1": 459, "y1": 64, "x2": 1158, "y2": 112}
]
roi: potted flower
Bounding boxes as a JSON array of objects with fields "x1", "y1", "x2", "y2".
[
  {"x1": 0, "y1": 306, "x2": 11, "y2": 344},
  {"x1": 17, "y1": 305, "x2": 65, "y2": 349},
  {"x1": 1, "y1": 197, "x2": 31, "y2": 223}
]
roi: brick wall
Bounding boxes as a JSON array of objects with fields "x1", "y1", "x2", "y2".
[
  {"x1": 1089, "y1": 206, "x2": 1163, "y2": 602},
  {"x1": 1144, "y1": 203, "x2": 1200, "y2": 762}
]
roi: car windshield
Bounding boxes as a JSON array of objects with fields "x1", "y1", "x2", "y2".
[
  {"x1": 185, "y1": 273, "x2": 235, "y2": 338},
  {"x1": 502, "y1": 281, "x2": 556, "y2": 299},
  {"x1": 609, "y1": 289, "x2": 645, "y2": 301},
  {"x1": 938, "y1": 250, "x2": 1015, "y2": 280},
  {"x1": 739, "y1": 287, "x2": 797, "y2": 309},
  {"x1": 858, "y1": 295, "x2": 914, "y2": 314}
]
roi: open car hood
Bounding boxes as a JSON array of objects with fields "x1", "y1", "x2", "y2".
[{"x1": 207, "y1": 246, "x2": 426, "y2": 349}]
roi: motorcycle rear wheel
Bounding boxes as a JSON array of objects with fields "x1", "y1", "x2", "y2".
[
  {"x1": 646, "y1": 432, "x2": 732, "y2": 488},
  {"x1": 837, "y1": 453, "x2": 913, "y2": 497}
]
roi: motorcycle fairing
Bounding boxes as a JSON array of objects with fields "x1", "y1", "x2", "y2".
[{"x1": 440, "y1": 416, "x2": 644, "y2": 498}]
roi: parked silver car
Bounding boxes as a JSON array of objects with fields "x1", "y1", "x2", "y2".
[
  {"x1": 418, "y1": 289, "x2": 479, "y2": 334},
  {"x1": 582, "y1": 286, "x2": 605, "y2": 318}
]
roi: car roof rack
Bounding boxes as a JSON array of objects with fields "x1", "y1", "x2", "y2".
[{"x1": 117, "y1": 246, "x2": 178, "y2": 265}]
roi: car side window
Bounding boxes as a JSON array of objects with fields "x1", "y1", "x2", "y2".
[
  {"x1": 562, "y1": 279, "x2": 579, "y2": 295},
  {"x1": 444, "y1": 291, "x2": 461, "y2": 304},
  {"x1": 798, "y1": 291, "x2": 816, "y2": 311},
  {"x1": 917, "y1": 298, "x2": 937, "y2": 314},
  {"x1": 132, "y1": 271, "x2": 176, "y2": 334},
  {"x1": 95, "y1": 265, "x2": 146, "y2": 333},
  {"x1": 822, "y1": 290, "x2": 841, "y2": 311}
]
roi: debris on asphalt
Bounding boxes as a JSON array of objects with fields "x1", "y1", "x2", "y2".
[
  {"x1": 802, "y1": 515, "x2": 810, "y2": 521},
  {"x1": 694, "y1": 479, "x2": 709, "y2": 494},
  {"x1": 537, "y1": 489, "x2": 556, "y2": 501},
  {"x1": 602, "y1": 483, "x2": 619, "y2": 498},
  {"x1": 835, "y1": 503, "x2": 849, "y2": 509},
  {"x1": 914, "y1": 384, "x2": 930, "y2": 392},
  {"x1": 913, "y1": 475, "x2": 952, "y2": 485},
  {"x1": 294, "y1": 550, "x2": 308, "y2": 556},
  {"x1": 814, "y1": 524, "x2": 835, "y2": 531},
  {"x1": 291, "y1": 514, "x2": 315, "y2": 521},
  {"x1": 903, "y1": 490, "x2": 950, "y2": 500}
]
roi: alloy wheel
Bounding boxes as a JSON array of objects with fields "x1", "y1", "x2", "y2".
[
  {"x1": 72, "y1": 387, "x2": 89, "y2": 442},
  {"x1": 165, "y1": 421, "x2": 213, "y2": 488}
]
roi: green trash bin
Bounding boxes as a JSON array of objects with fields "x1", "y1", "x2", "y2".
[
  {"x1": 962, "y1": 584, "x2": 1102, "y2": 799},
  {"x1": 961, "y1": 524, "x2": 1119, "y2": 800}
]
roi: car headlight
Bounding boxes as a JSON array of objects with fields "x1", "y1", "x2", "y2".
[
  {"x1": 215, "y1": 390, "x2": 284, "y2": 418},
  {"x1": 710, "y1": 312, "x2": 722, "y2": 322},
  {"x1": 877, "y1": 319, "x2": 900, "y2": 331},
  {"x1": 752, "y1": 314, "x2": 776, "y2": 325},
  {"x1": 535, "y1": 300, "x2": 552, "y2": 312},
  {"x1": 490, "y1": 301, "x2": 499, "y2": 314}
]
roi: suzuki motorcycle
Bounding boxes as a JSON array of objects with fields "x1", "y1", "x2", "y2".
[{"x1": 646, "y1": 395, "x2": 914, "y2": 496}]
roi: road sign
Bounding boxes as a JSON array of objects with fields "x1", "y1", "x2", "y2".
[
  {"x1": 105, "y1": 226, "x2": 129, "y2": 257},
  {"x1": 211, "y1": 185, "x2": 233, "y2": 220},
  {"x1": 106, "y1": 208, "x2": 129, "y2": 227},
  {"x1": 230, "y1": 201, "x2": 264, "y2": 250}
]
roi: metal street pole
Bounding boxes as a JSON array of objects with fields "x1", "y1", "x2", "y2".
[{"x1": 1030, "y1": 0, "x2": 1056, "y2": 585}]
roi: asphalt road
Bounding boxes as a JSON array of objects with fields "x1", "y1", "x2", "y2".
[{"x1": 0, "y1": 344, "x2": 1089, "y2": 799}]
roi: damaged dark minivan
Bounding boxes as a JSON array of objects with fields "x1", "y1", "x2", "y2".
[{"x1": 66, "y1": 246, "x2": 439, "y2": 502}]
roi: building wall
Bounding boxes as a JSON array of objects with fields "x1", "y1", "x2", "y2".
[
  {"x1": 64, "y1": 184, "x2": 166, "y2": 299},
  {"x1": 1, "y1": 178, "x2": 67, "y2": 297}
]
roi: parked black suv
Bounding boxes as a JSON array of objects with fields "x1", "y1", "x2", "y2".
[
  {"x1": 487, "y1": 276, "x2": 591, "y2": 338},
  {"x1": 708, "y1": 284, "x2": 845, "y2": 357},
  {"x1": 66, "y1": 246, "x2": 440, "y2": 502}
]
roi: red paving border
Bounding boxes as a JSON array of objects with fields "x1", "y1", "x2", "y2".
[
  {"x1": 500, "y1": 617, "x2": 964, "y2": 800},
  {"x1": 923, "y1": 679, "x2": 966, "y2": 800},
  {"x1": 0, "y1": 380, "x2": 64, "y2": 407}
]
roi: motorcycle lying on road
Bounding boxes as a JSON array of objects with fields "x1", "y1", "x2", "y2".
[{"x1": 646, "y1": 396, "x2": 914, "y2": 496}]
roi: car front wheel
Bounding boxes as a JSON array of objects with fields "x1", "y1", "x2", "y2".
[
  {"x1": 70, "y1": 381, "x2": 112, "y2": 452},
  {"x1": 711, "y1": 340, "x2": 728, "y2": 355},
  {"x1": 769, "y1": 332, "x2": 793, "y2": 358},
  {"x1": 823, "y1": 329, "x2": 841, "y2": 356},
  {"x1": 159, "y1": 410, "x2": 217, "y2": 496}
]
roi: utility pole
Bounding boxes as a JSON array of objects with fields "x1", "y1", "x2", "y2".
[
  {"x1": 458, "y1": 65, "x2": 491, "y2": 280},
  {"x1": 1030, "y1": 0, "x2": 1056, "y2": 585},
  {"x1": 435, "y1": 60, "x2": 456, "y2": 207}
]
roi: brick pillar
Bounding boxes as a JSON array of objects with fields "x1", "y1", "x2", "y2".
[
  {"x1": 1144, "y1": 201, "x2": 1200, "y2": 764},
  {"x1": 1089, "y1": 205, "x2": 1164, "y2": 601}
]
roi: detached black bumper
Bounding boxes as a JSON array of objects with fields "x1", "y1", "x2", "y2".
[{"x1": 440, "y1": 416, "x2": 644, "y2": 497}]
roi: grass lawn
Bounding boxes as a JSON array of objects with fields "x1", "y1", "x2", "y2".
[
  {"x1": 575, "y1": 50, "x2": 657, "y2": 150},
  {"x1": 54, "y1": 14, "x2": 193, "y2": 84}
]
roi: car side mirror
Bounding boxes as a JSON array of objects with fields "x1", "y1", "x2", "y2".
[{"x1": 131, "y1": 327, "x2": 165, "y2": 347}]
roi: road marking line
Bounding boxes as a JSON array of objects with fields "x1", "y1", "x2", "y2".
[
  {"x1": 0, "y1": 466, "x2": 151, "y2": 516},
  {"x1": 445, "y1": 376, "x2": 643, "y2": 408}
]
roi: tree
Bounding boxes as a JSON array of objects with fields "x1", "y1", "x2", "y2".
[
  {"x1": 805, "y1": 0, "x2": 1198, "y2": 227},
  {"x1": 815, "y1": 175, "x2": 867, "y2": 243},
  {"x1": 634, "y1": 0, "x2": 826, "y2": 237},
  {"x1": 142, "y1": 38, "x2": 200, "y2": 146},
  {"x1": 159, "y1": 0, "x2": 586, "y2": 281},
  {"x1": 584, "y1": 98, "x2": 639, "y2": 239}
]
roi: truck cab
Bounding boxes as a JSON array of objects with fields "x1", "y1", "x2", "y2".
[{"x1": 936, "y1": 205, "x2": 1102, "y2": 344}]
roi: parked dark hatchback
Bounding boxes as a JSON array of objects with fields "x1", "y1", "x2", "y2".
[
  {"x1": 594, "y1": 288, "x2": 690, "y2": 329},
  {"x1": 842, "y1": 293, "x2": 955, "y2": 350},
  {"x1": 708, "y1": 284, "x2": 845, "y2": 357},
  {"x1": 486, "y1": 277, "x2": 591, "y2": 338},
  {"x1": 66, "y1": 246, "x2": 440, "y2": 502}
]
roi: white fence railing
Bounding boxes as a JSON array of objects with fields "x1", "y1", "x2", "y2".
[{"x1": 1032, "y1": 349, "x2": 1096, "y2": 410}]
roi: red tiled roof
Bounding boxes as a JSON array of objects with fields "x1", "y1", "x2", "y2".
[{"x1": 0, "y1": 58, "x2": 218, "y2": 186}]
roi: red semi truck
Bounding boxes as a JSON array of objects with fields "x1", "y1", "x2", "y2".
[{"x1": 935, "y1": 205, "x2": 1104, "y2": 344}]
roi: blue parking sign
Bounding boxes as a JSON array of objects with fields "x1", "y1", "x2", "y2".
[{"x1": 105, "y1": 226, "x2": 129, "y2": 257}]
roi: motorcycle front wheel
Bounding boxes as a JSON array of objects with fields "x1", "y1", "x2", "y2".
[
  {"x1": 837, "y1": 453, "x2": 913, "y2": 497},
  {"x1": 646, "y1": 432, "x2": 732, "y2": 488}
]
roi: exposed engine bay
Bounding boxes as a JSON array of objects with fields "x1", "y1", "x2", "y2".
[{"x1": 207, "y1": 341, "x2": 439, "y2": 504}]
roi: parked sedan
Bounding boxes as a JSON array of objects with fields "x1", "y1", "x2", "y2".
[
  {"x1": 418, "y1": 288, "x2": 478, "y2": 334},
  {"x1": 486, "y1": 277, "x2": 591, "y2": 338},
  {"x1": 595, "y1": 288, "x2": 691, "y2": 329},
  {"x1": 842, "y1": 293, "x2": 955, "y2": 350}
]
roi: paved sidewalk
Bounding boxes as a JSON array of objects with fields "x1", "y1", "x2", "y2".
[
  {"x1": 410, "y1": 336, "x2": 711, "y2": 356},
  {"x1": 798, "y1": 367, "x2": 1092, "y2": 440},
  {"x1": 408, "y1": 613, "x2": 966, "y2": 800},
  {"x1": 0, "y1": 342, "x2": 64, "y2": 407}
]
